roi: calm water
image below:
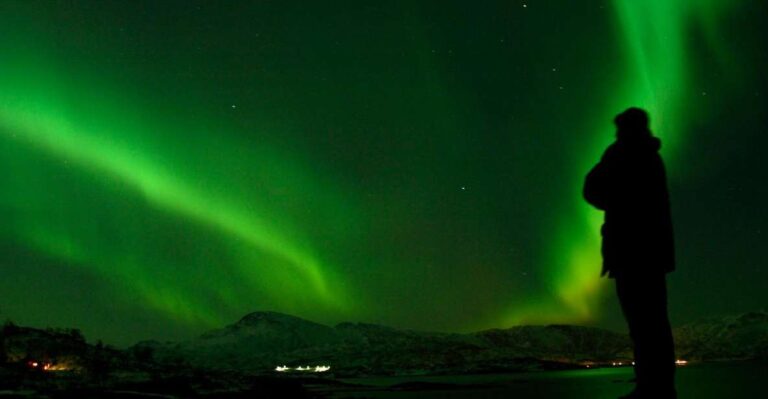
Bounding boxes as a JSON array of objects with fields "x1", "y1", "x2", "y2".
[{"x1": 328, "y1": 361, "x2": 766, "y2": 398}]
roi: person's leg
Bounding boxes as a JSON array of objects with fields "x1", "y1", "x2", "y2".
[
  {"x1": 616, "y1": 277, "x2": 646, "y2": 391},
  {"x1": 644, "y1": 275, "x2": 676, "y2": 396},
  {"x1": 617, "y1": 274, "x2": 676, "y2": 398}
]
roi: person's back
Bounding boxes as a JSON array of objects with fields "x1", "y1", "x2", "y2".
[
  {"x1": 584, "y1": 108, "x2": 675, "y2": 278},
  {"x1": 584, "y1": 108, "x2": 677, "y2": 399}
]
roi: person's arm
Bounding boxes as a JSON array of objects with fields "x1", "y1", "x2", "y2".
[
  {"x1": 583, "y1": 147, "x2": 617, "y2": 210},
  {"x1": 584, "y1": 163, "x2": 608, "y2": 210}
]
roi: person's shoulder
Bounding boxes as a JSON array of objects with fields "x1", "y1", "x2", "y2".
[
  {"x1": 601, "y1": 142, "x2": 621, "y2": 161},
  {"x1": 649, "y1": 136, "x2": 662, "y2": 150}
]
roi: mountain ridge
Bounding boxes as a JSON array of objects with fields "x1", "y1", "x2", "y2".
[{"x1": 132, "y1": 310, "x2": 768, "y2": 376}]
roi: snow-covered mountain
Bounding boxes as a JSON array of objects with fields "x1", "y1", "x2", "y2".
[
  {"x1": 142, "y1": 311, "x2": 634, "y2": 375},
  {"x1": 7, "y1": 310, "x2": 767, "y2": 377},
  {"x1": 674, "y1": 311, "x2": 768, "y2": 360},
  {"x1": 136, "y1": 310, "x2": 768, "y2": 375}
]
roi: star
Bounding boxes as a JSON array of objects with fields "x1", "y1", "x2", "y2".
[{"x1": 231, "y1": 104, "x2": 237, "y2": 109}]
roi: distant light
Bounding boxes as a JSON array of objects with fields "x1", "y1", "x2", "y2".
[
  {"x1": 276, "y1": 364, "x2": 331, "y2": 373},
  {"x1": 45, "y1": 363, "x2": 69, "y2": 371},
  {"x1": 675, "y1": 359, "x2": 688, "y2": 365}
]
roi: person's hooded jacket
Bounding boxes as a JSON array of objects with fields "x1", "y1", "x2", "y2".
[{"x1": 583, "y1": 132, "x2": 675, "y2": 278}]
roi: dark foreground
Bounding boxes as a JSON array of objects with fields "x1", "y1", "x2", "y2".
[
  {"x1": 1, "y1": 361, "x2": 764, "y2": 398},
  {"x1": 323, "y1": 361, "x2": 765, "y2": 399}
]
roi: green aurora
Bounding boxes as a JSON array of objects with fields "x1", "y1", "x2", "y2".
[
  {"x1": 1, "y1": 1, "x2": 766, "y2": 345},
  {"x1": 527, "y1": 0, "x2": 735, "y2": 325}
]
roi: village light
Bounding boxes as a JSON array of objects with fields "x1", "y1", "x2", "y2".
[{"x1": 275, "y1": 364, "x2": 331, "y2": 373}]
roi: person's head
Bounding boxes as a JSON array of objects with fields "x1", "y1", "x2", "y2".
[{"x1": 614, "y1": 107, "x2": 651, "y2": 140}]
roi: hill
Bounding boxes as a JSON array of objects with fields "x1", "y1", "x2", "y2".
[{"x1": 138, "y1": 310, "x2": 768, "y2": 376}]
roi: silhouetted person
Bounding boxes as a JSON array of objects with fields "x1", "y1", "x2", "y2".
[{"x1": 584, "y1": 108, "x2": 676, "y2": 399}]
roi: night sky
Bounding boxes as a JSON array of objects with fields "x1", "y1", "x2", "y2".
[{"x1": 1, "y1": 1, "x2": 766, "y2": 346}]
